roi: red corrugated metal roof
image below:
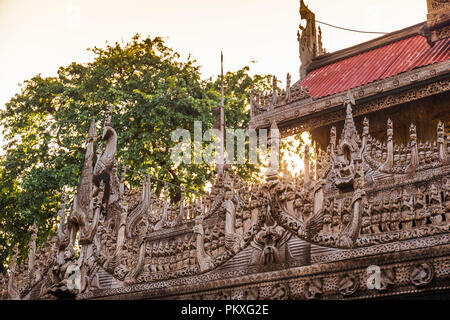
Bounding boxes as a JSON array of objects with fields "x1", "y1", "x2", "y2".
[{"x1": 299, "y1": 35, "x2": 450, "y2": 99}]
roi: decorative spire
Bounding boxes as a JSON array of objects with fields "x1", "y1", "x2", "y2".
[
  {"x1": 340, "y1": 91, "x2": 360, "y2": 145},
  {"x1": 286, "y1": 73, "x2": 291, "y2": 102},
  {"x1": 425, "y1": 0, "x2": 450, "y2": 44},
  {"x1": 298, "y1": 0, "x2": 319, "y2": 79},
  {"x1": 270, "y1": 75, "x2": 278, "y2": 109}
]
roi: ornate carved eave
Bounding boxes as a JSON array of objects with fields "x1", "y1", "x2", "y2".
[
  {"x1": 78, "y1": 238, "x2": 450, "y2": 300},
  {"x1": 249, "y1": 60, "x2": 450, "y2": 137}
]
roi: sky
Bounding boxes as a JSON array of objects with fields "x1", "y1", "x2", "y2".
[{"x1": 0, "y1": 0, "x2": 427, "y2": 150}]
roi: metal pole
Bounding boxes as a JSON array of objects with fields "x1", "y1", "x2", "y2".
[{"x1": 220, "y1": 51, "x2": 225, "y2": 174}]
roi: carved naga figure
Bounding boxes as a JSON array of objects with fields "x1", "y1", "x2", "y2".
[{"x1": 69, "y1": 120, "x2": 97, "y2": 243}]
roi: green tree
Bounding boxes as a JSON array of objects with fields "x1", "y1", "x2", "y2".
[{"x1": 0, "y1": 34, "x2": 272, "y2": 271}]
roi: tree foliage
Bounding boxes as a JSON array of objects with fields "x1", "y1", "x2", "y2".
[{"x1": 0, "y1": 34, "x2": 272, "y2": 271}]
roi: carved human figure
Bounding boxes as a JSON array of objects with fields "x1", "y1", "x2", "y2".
[
  {"x1": 321, "y1": 199, "x2": 332, "y2": 234},
  {"x1": 444, "y1": 178, "x2": 450, "y2": 222},
  {"x1": 370, "y1": 199, "x2": 382, "y2": 234},
  {"x1": 189, "y1": 239, "x2": 197, "y2": 270},
  {"x1": 302, "y1": 186, "x2": 314, "y2": 221},
  {"x1": 380, "y1": 196, "x2": 391, "y2": 232},
  {"x1": 429, "y1": 184, "x2": 443, "y2": 224},
  {"x1": 224, "y1": 183, "x2": 241, "y2": 252},
  {"x1": 362, "y1": 117, "x2": 369, "y2": 137},
  {"x1": 361, "y1": 199, "x2": 372, "y2": 235},
  {"x1": 389, "y1": 192, "x2": 401, "y2": 231},
  {"x1": 149, "y1": 242, "x2": 158, "y2": 273},
  {"x1": 341, "y1": 198, "x2": 352, "y2": 226},
  {"x1": 437, "y1": 121, "x2": 447, "y2": 164},
  {"x1": 331, "y1": 201, "x2": 341, "y2": 234},
  {"x1": 380, "y1": 118, "x2": 394, "y2": 172},
  {"x1": 330, "y1": 126, "x2": 337, "y2": 153},
  {"x1": 400, "y1": 191, "x2": 415, "y2": 230},
  {"x1": 242, "y1": 209, "x2": 252, "y2": 234},
  {"x1": 50, "y1": 246, "x2": 80, "y2": 297},
  {"x1": 414, "y1": 190, "x2": 429, "y2": 227}
]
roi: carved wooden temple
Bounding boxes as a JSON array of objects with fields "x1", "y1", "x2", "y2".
[{"x1": 1, "y1": 0, "x2": 450, "y2": 300}]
